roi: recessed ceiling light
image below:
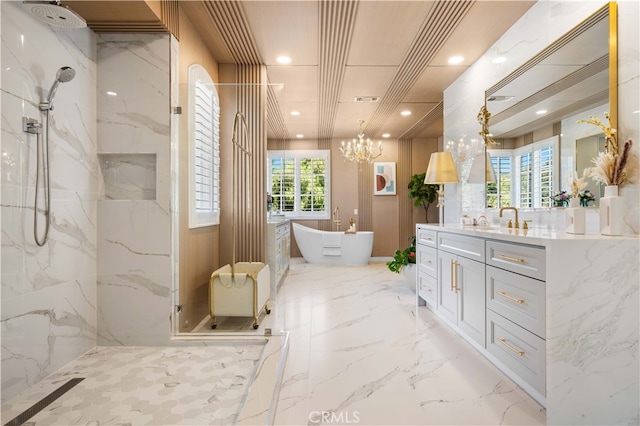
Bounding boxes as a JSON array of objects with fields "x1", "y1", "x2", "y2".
[
  {"x1": 276, "y1": 56, "x2": 291, "y2": 64},
  {"x1": 492, "y1": 56, "x2": 507, "y2": 64},
  {"x1": 401, "y1": 110, "x2": 412, "y2": 116},
  {"x1": 536, "y1": 110, "x2": 547, "y2": 115},
  {"x1": 448, "y1": 56, "x2": 464, "y2": 65},
  {"x1": 290, "y1": 111, "x2": 300, "y2": 116},
  {"x1": 382, "y1": 133, "x2": 390, "y2": 138},
  {"x1": 487, "y1": 95, "x2": 514, "y2": 102},
  {"x1": 633, "y1": 110, "x2": 640, "y2": 114},
  {"x1": 296, "y1": 134, "x2": 304, "y2": 138},
  {"x1": 107, "y1": 91, "x2": 117, "y2": 96}
]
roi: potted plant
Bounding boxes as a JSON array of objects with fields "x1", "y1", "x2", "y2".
[
  {"x1": 387, "y1": 236, "x2": 417, "y2": 289},
  {"x1": 387, "y1": 235, "x2": 416, "y2": 272},
  {"x1": 408, "y1": 172, "x2": 438, "y2": 222}
]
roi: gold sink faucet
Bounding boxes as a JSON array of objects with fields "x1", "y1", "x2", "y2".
[{"x1": 499, "y1": 206, "x2": 519, "y2": 229}]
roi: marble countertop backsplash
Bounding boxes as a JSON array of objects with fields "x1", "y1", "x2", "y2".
[{"x1": 418, "y1": 221, "x2": 639, "y2": 247}]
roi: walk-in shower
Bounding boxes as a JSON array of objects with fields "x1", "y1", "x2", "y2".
[{"x1": 23, "y1": 66, "x2": 76, "y2": 246}]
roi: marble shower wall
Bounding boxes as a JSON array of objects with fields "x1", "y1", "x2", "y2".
[
  {"x1": 443, "y1": 0, "x2": 640, "y2": 234},
  {"x1": 0, "y1": 2, "x2": 98, "y2": 402},
  {"x1": 96, "y1": 34, "x2": 173, "y2": 346}
]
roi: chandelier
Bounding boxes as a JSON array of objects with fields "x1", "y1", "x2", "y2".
[{"x1": 340, "y1": 120, "x2": 382, "y2": 164}]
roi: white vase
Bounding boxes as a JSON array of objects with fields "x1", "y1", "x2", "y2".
[
  {"x1": 566, "y1": 197, "x2": 585, "y2": 234},
  {"x1": 402, "y1": 263, "x2": 417, "y2": 292},
  {"x1": 600, "y1": 185, "x2": 624, "y2": 236}
]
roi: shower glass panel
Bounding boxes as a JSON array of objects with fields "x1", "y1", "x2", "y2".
[{"x1": 171, "y1": 82, "x2": 288, "y2": 336}]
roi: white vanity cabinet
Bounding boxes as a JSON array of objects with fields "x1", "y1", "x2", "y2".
[
  {"x1": 416, "y1": 227, "x2": 439, "y2": 307},
  {"x1": 416, "y1": 224, "x2": 640, "y2": 424},
  {"x1": 417, "y1": 246, "x2": 437, "y2": 306},
  {"x1": 485, "y1": 240, "x2": 547, "y2": 398},
  {"x1": 436, "y1": 234, "x2": 486, "y2": 348},
  {"x1": 266, "y1": 219, "x2": 290, "y2": 298},
  {"x1": 416, "y1": 225, "x2": 544, "y2": 401}
]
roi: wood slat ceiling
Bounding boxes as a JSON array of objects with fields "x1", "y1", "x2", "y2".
[
  {"x1": 65, "y1": 0, "x2": 170, "y2": 32},
  {"x1": 67, "y1": 0, "x2": 537, "y2": 141}
]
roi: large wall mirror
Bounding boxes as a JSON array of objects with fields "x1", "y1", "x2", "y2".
[{"x1": 482, "y1": 3, "x2": 616, "y2": 209}]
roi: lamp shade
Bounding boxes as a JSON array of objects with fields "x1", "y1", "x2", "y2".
[
  {"x1": 468, "y1": 151, "x2": 497, "y2": 183},
  {"x1": 424, "y1": 152, "x2": 459, "y2": 184}
]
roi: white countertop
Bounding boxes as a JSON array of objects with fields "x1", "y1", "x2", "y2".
[
  {"x1": 417, "y1": 223, "x2": 639, "y2": 247},
  {"x1": 267, "y1": 216, "x2": 289, "y2": 224}
]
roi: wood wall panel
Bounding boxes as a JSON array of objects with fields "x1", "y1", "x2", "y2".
[
  {"x1": 358, "y1": 164, "x2": 373, "y2": 232},
  {"x1": 398, "y1": 138, "x2": 413, "y2": 247},
  {"x1": 233, "y1": 65, "x2": 268, "y2": 263},
  {"x1": 176, "y1": 7, "x2": 218, "y2": 332},
  {"x1": 160, "y1": 0, "x2": 180, "y2": 39}
]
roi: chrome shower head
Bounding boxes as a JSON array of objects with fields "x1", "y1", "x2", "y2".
[
  {"x1": 56, "y1": 66, "x2": 76, "y2": 83},
  {"x1": 24, "y1": 1, "x2": 87, "y2": 29},
  {"x1": 40, "y1": 66, "x2": 76, "y2": 111}
]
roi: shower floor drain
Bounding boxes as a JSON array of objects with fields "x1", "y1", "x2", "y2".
[{"x1": 4, "y1": 378, "x2": 84, "y2": 426}]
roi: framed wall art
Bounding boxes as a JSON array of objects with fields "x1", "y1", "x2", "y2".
[{"x1": 373, "y1": 162, "x2": 396, "y2": 195}]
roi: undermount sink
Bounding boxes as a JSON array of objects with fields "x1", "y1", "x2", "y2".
[{"x1": 461, "y1": 224, "x2": 500, "y2": 230}]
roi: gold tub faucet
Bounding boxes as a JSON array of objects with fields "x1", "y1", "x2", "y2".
[{"x1": 499, "y1": 206, "x2": 519, "y2": 229}]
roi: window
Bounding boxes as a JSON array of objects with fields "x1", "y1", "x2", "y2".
[
  {"x1": 267, "y1": 150, "x2": 330, "y2": 220},
  {"x1": 188, "y1": 64, "x2": 220, "y2": 228},
  {"x1": 489, "y1": 136, "x2": 558, "y2": 209},
  {"x1": 486, "y1": 151, "x2": 512, "y2": 208}
]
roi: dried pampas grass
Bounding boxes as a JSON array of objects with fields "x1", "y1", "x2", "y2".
[{"x1": 589, "y1": 139, "x2": 636, "y2": 186}]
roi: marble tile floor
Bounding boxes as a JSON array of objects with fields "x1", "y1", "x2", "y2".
[
  {"x1": 0, "y1": 344, "x2": 266, "y2": 425},
  {"x1": 2, "y1": 260, "x2": 546, "y2": 425},
  {"x1": 272, "y1": 260, "x2": 546, "y2": 425}
]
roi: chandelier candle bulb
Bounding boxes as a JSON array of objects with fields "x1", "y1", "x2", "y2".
[{"x1": 340, "y1": 120, "x2": 383, "y2": 164}]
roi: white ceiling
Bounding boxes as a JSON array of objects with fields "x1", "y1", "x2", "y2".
[{"x1": 182, "y1": 1, "x2": 537, "y2": 141}]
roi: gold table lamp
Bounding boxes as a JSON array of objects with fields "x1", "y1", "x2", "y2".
[
  {"x1": 468, "y1": 150, "x2": 497, "y2": 184},
  {"x1": 424, "y1": 152, "x2": 459, "y2": 225}
]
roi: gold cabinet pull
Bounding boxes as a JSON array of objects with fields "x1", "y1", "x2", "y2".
[
  {"x1": 450, "y1": 260, "x2": 459, "y2": 292},
  {"x1": 449, "y1": 259, "x2": 459, "y2": 292},
  {"x1": 497, "y1": 291, "x2": 525, "y2": 304},
  {"x1": 420, "y1": 233, "x2": 433, "y2": 242},
  {"x1": 450, "y1": 259, "x2": 455, "y2": 291},
  {"x1": 497, "y1": 254, "x2": 525, "y2": 264},
  {"x1": 497, "y1": 338, "x2": 525, "y2": 356}
]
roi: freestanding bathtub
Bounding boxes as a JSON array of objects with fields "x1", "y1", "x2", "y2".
[{"x1": 292, "y1": 223, "x2": 373, "y2": 265}]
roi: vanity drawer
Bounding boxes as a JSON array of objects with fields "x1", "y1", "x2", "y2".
[
  {"x1": 486, "y1": 266, "x2": 546, "y2": 338},
  {"x1": 418, "y1": 246, "x2": 437, "y2": 278},
  {"x1": 486, "y1": 240, "x2": 545, "y2": 281},
  {"x1": 418, "y1": 270, "x2": 436, "y2": 306},
  {"x1": 438, "y1": 232, "x2": 485, "y2": 262},
  {"x1": 417, "y1": 227, "x2": 437, "y2": 247},
  {"x1": 487, "y1": 310, "x2": 546, "y2": 396},
  {"x1": 276, "y1": 222, "x2": 290, "y2": 238}
]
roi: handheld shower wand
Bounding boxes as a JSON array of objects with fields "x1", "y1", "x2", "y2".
[
  {"x1": 40, "y1": 66, "x2": 75, "y2": 111},
  {"x1": 24, "y1": 66, "x2": 76, "y2": 246}
]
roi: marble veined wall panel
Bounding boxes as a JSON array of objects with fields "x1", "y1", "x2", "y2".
[
  {"x1": 546, "y1": 239, "x2": 639, "y2": 424},
  {"x1": 96, "y1": 34, "x2": 172, "y2": 346},
  {"x1": 1, "y1": 277, "x2": 97, "y2": 402},
  {"x1": 0, "y1": 2, "x2": 98, "y2": 402},
  {"x1": 98, "y1": 153, "x2": 157, "y2": 200}
]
